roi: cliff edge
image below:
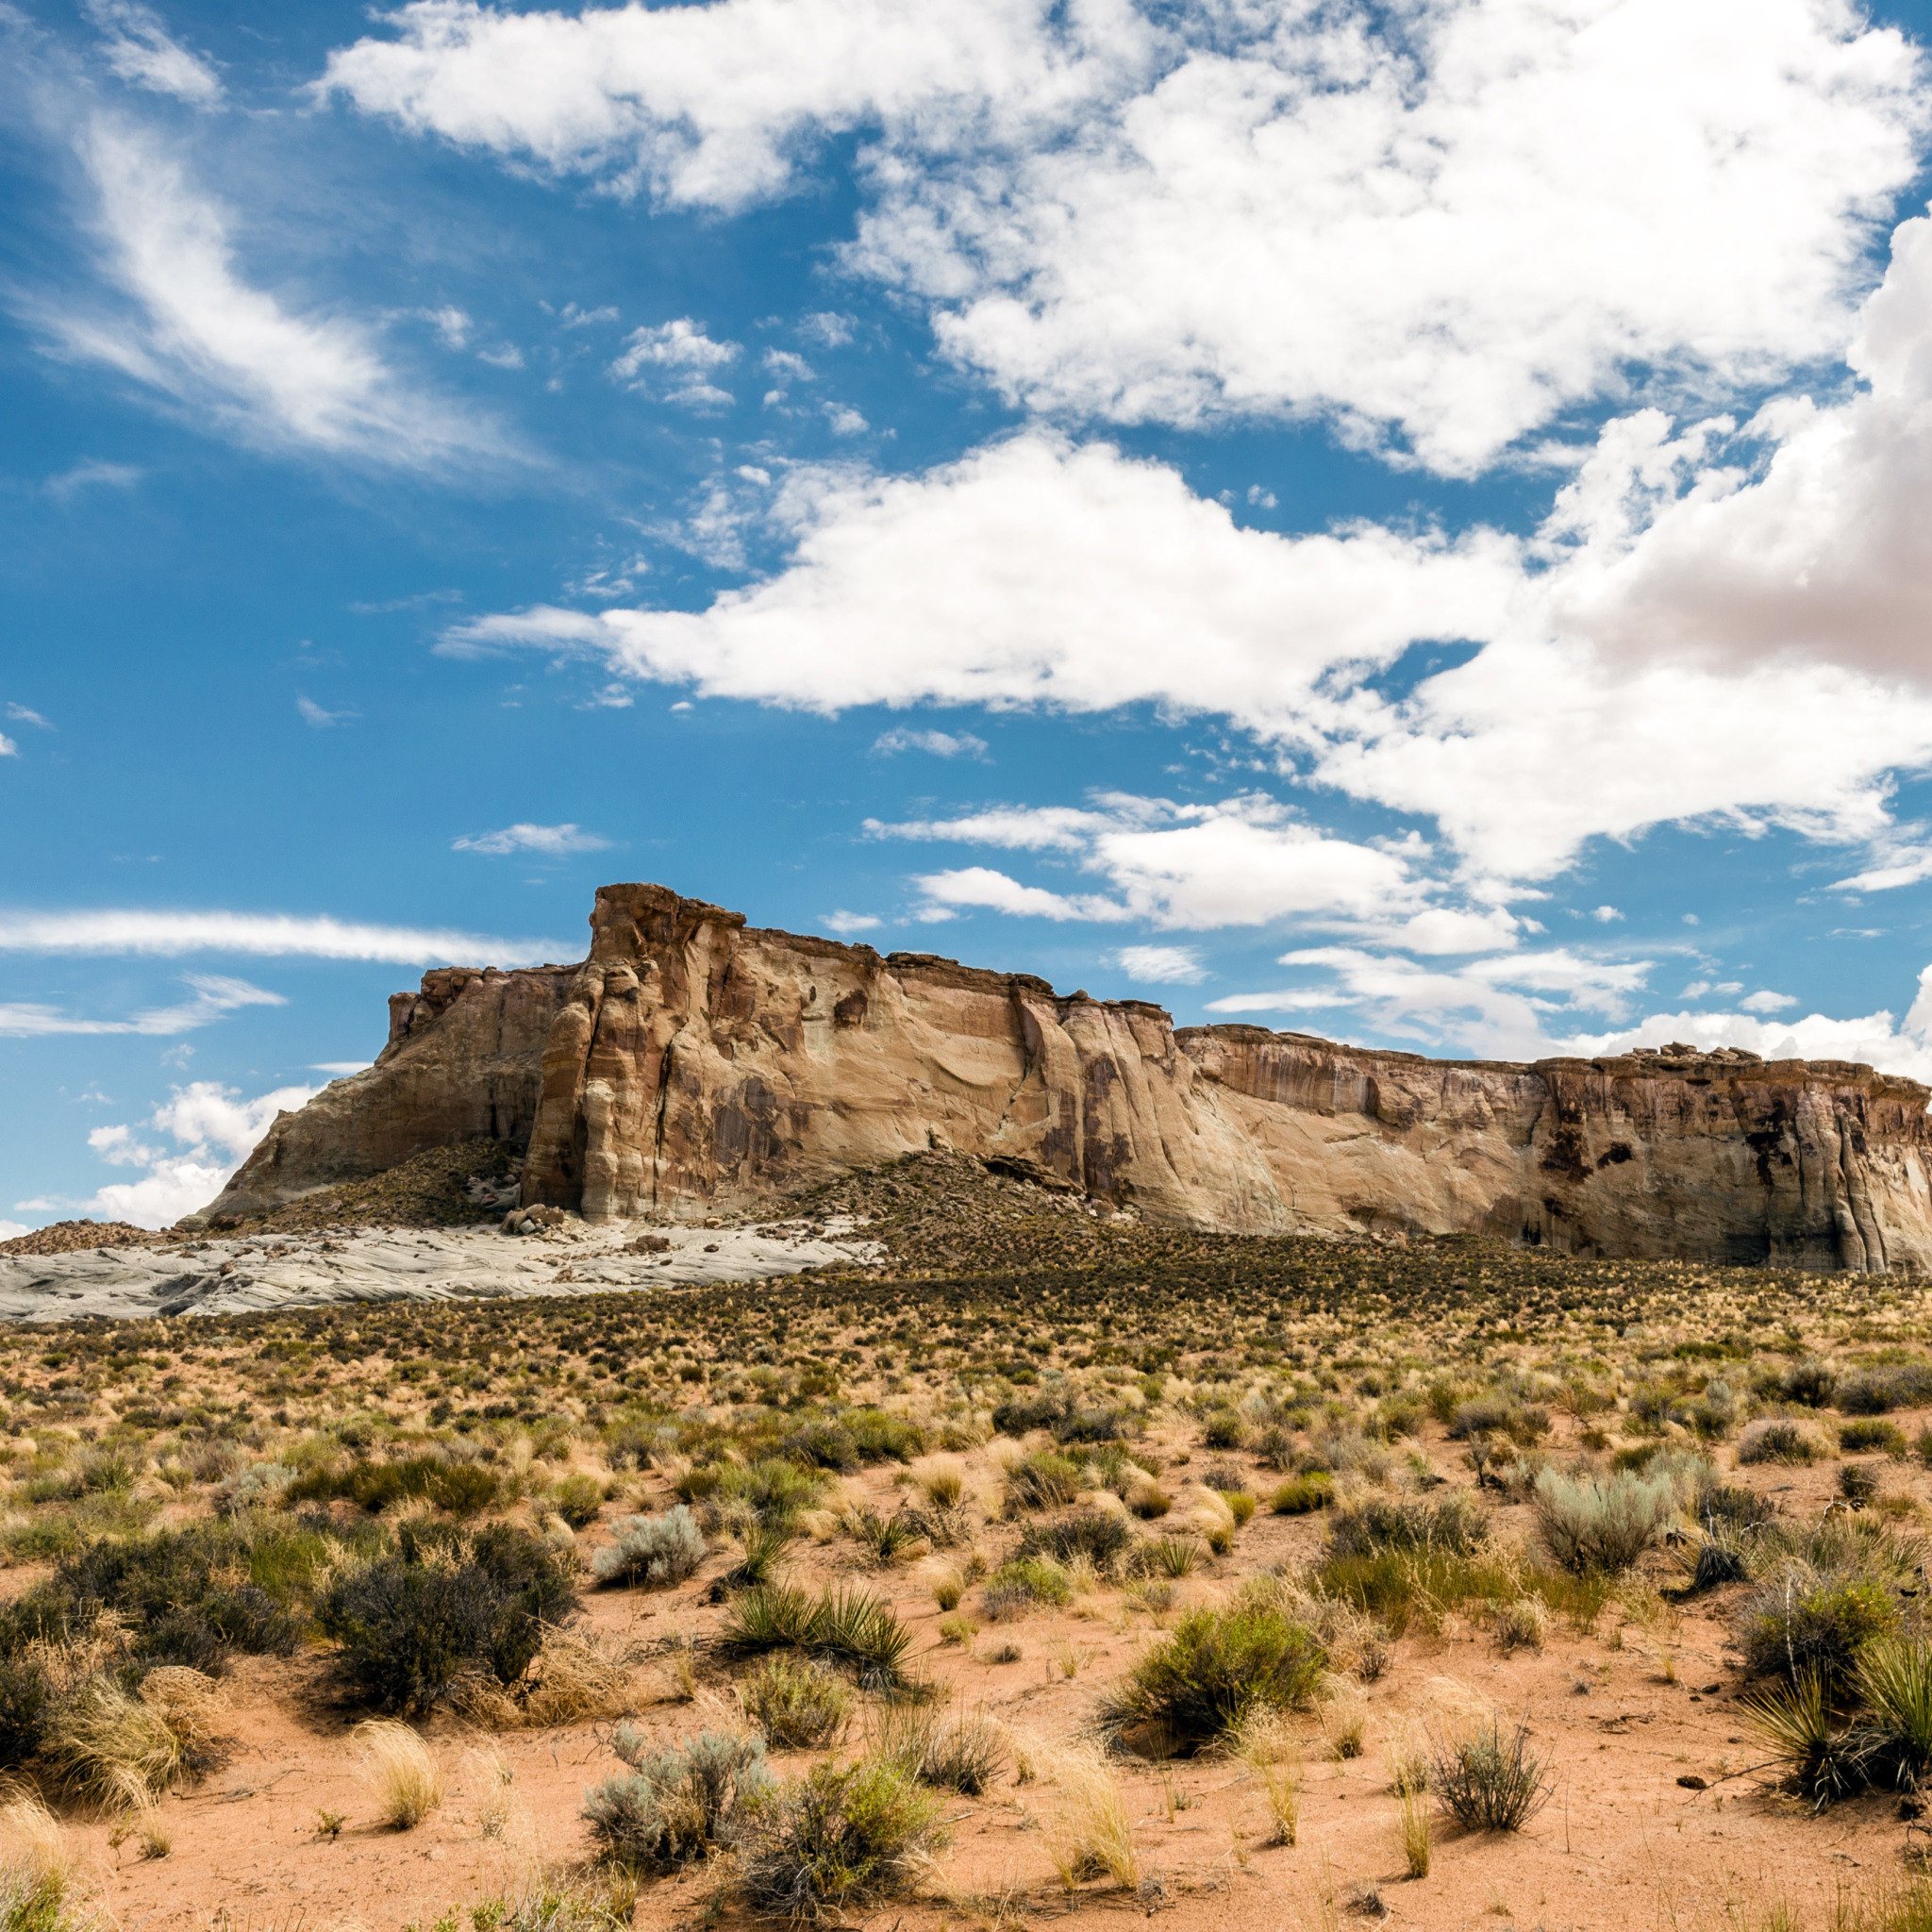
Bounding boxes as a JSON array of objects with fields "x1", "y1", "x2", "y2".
[{"x1": 191, "y1": 882, "x2": 1932, "y2": 1272}]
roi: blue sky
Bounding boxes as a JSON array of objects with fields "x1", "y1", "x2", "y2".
[{"x1": 10, "y1": 0, "x2": 1932, "y2": 1228}]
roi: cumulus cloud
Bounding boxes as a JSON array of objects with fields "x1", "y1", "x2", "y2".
[
  {"x1": 316, "y1": 0, "x2": 1148, "y2": 211},
  {"x1": 822, "y1": 909, "x2": 883, "y2": 936},
  {"x1": 77, "y1": 1078, "x2": 317, "y2": 1227},
  {"x1": 0, "y1": 737, "x2": 16, "y2": 760},
  {"x1": 451, "y1": 822, "x2": 612, "y2": 857},
  {"x1": 0, "y1": 909, "x2": 553, "y2": 963},
  {"x1": 28, "y1": 119, "x2": 513, "y2": 470},
  {"x1": 86, "y1": 0, "x2": 222, "y2": 106},
  {"x1": 0, "y1": 974, "x2": 283, "y2": 1039},
  {"x1": 609, "y1": 318, "x2": 739, "y2": 406},
  {"x1": 1116, "y1": 943, "x2": 1203, "y2": 984}
]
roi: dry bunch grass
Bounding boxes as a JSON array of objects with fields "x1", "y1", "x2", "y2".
[
  {"x1": 450, "y1": 1629, "x2": 642, "y2": 1730},
  {"x1": 1028, "y1": 1740, "x2": 1138, "y2": 1890},
  {"x1": 355, "y1": 1718, "x2": 447, "y2": 1829}
]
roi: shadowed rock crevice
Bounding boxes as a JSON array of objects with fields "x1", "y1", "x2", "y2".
[{"x1": 191, "y1": 884, "x2": 1932, "y2": 1273}]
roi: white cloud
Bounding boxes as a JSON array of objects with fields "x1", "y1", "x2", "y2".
[
  {"x1": 871, "y1": 727, "x2": 989, "y2": 759},
  {"x1": 7, "y1": 706, "x2": 53, "y2": 731},
  {"x1": 317, "y1": 0, "x2": 1148, "y2": 211},
  {"x1": 609, "y1": 320, "x2": 740, "y2": 406},
  {"x1": 86, "y1": 0, "x2": 223, "y2": 106},
  {"x1": 823, "y1": 909, "x2": 882, "y2": 936},
  {"x1": 0, "y1": 909, "x2": 553, "y2": 963},
  {"x1": 0, "y1": 1222, "x2": 28, "y2": 1241},
  {"x1": 311, "y1": 1060, "x2": 372, "y2": 1075},
  {"x1": 31, "y1": 119, "x2": 511, "y2": 470},
  {"x1": 451, "y1": 822, "x2": 612, "y2": 857},
  {"x1": 1591, "y1": 906, "x2": 1623, "y2": 923},
  {"x1": 913, "y1": 867, "x2": 1132, "y2": 923},
  {"x1": 0, "y1": 974, "x2": 283, "y2": 1039},
  {"x1": 868, "y1": 803, "x2": 1115, "y2": 851},
  {"x1": 43, "y1": 459, "x2": 142, "y2": 502},
  {"x1": 1834, "y1": 846, "x2": 1932, "y2": 892},
  {"x1": 76, "y1": 1078, "x2": 318, "y2": 1228},
  {"x1": 296, "y1": 695, "x2": 358, "y2": 727},
  {"x1": 1740, "y1": 990, "x2": 1799, "y2": 1011},
  {"x1": 855, "y1": 0, "x2": 1923, "y2": 472},
  {"x1": 1116, "y1": 943, "x2": 1202, "y2": 984},
  {"x1": 825, "y1": 403, "x2": 868, "y2": 436},
  {"x1": 446, "y1": 433, "x2": 1517, "y2": 719},
  {"x1": 0, "y1": 736, "x2": 16, "y2": 759},
  {"x1": 763, "y1": 349, "x2": 814, "y2": 382}
]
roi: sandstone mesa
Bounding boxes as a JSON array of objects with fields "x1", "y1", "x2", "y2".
[{"x1": 190, "y1": 882, "x2": 1932, "y2": 1273}]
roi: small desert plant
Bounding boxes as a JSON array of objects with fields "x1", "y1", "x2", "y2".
[
  {"x1": 1428, "y1": 1718, "x2": 1552, "y2": 1832},
  {"x1": 740, "y1": 1656, "x2": 854, "y2": 1750},
  {"x1": 1017, "y1": 1510, "x2": 1136, "y2": 1576},
  {"x1": 737, "y1": 1755, "x2": 947, "y2": 1923},
  {"x1": 720, "y1": 1585, "x2": 914, "y2": 1690},
  {"x1": 1857, "y1": 1640, "x2": 1932, "y2": 1790},
  {"x1": 1040, "y1": 1743, "x2": 1138, "y2": 1889},
  {"x1": 356, "y1": 1718, "x2": 447, "y2": 1829},
  {"x1": 553, "y1": 1474, "x2": 606, "y2": 1529},
  {"x1": 583, "y1": 1726, "x2": 771, "y2": 1867},
  {"x1": 1007, "y1": 1453, "x2": 1084, "y2": 1512},
  {"x1": 1741, "y1": 1671, "x2": 1868, "y2": 1807},
  {"x1": 982, "y1": 1557, "x2": 1072, "y2": 1621},
  {"x1": 1397, "y1": 1783, "x2": 1432, "y2": 1877},
  {"x1": 591, "y1": 1507, "x2": 707, "y2": 1589},
  {"x1": 1271, "y1": 1474, "x2": 1333, "y2": 1515},
  {"x1": 1739, "y1": 1572, "x2": 1901, "y2": 1689},
  {"x1": 1096, "y1": 1604, "x2": 1324, "y2": 1754},
  {"x1": 1739, "y1": 1419, "x2": 1828, "y2": 1467},
  {"x1": 927, "y1": 1564, "x2": 965, "y2": 1612},
  {"x1": 1492, "y1": 1596, "x2": 1550, "y2": 1653},
  {"x1": 1532, "y1": 1469, "x2": 1676, "y2": 1574},
  {"x1": 1126, "y1": 1477, "x2": 1172, "y2": 1519},
  {"x1": 1841, "y1": 1420, "x2": 1910, "y2": 1457},
  {"x1": 914, "y1": 1457, "x2": 967, "y2": 1509},
  {"x1": 1326, "y1": 1494, "x2": 1489, "y2": 1559},
  {"x1": 1838, "y1": 1364, "x2": 1932, "y2": 1416}
]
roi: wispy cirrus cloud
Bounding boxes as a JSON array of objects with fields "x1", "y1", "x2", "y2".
[
  {"x1": 452, "y1": 822, "x2": 612, "y2": 857},
  {"x1": 0, "y1": 974, "x2": 283, "y2": 1039},
  {"x1": 0, "y1": 909, "x2": 557, "y2": 963}
]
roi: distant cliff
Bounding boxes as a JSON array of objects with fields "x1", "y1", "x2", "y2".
[{"x1": 192, "y1": 883, "x2": 1932, "y2": 1272}]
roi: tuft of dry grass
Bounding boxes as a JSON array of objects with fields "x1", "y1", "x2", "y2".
[
  {"x1": 451, "y1": 1628, "x2": 642, "y2": 1730},
  {"x1": 1397, "y1": 1784, "x2": 1431, "y2": 1877},
  {"x1": 42, "y1": 1669, "x2": 224, "y2": 1808},
  {"x1": 354, "y1": 1718, "x2": 447, "y2": 1830},
  {"x1": 1037, "y1": 1742, "x2": 1138, "y2": 1890}
]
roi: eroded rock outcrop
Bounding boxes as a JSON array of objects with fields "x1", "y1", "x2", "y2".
[{"x1": 191, "y1": 883, "x2": 1932, "y2": 1272}]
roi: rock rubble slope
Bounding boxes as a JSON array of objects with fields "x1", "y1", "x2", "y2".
[{"x1": 190, "y1": 882, "x2": 1932, "y2": 1272}]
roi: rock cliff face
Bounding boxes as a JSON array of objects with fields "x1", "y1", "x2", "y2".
[{"x1": 192, "y1": 883, "x2": 1932, "y2": 1272}]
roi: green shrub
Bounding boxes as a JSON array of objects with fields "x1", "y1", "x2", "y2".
[
  {"x1": 1270, "y1": 1474, "x2": 1333, "y2": 1515},
  {"x1": 1838, "y1": 1365, "x2": 1932, "y2": 1416},
  {"x1": 1738, "y1": 1419, "x2": 1828, "y2": 1466},
  {"x1": 317, "y1": 1523, "x2": 575, "y2": 1712},
  {"x1": 1005, "y1": 1452, "x2": 1083, "y2": 1512},
  {"x1": 737, "y1": 1757, "x2": 948, "y2": 1922},
  {"x1": 553, "y1": 1474, "x2": 606, "y2": 1529},
  {"x1": 1857, "y1": 1640, "x2": 1932, "y2": 1790},
  {"x1": 1739, "y1": 1573, "x2": 1900, "y2": 1690},
  {"x1": 1531, "y1": 1469, "x2": 1676, "y2": 1575},
  {"x1": 1015, "y1": 1510, "x2": 1135, "y2": 1577},
  {"x1": 719, "y1": 1586, "x2": 913, "y2": 1691},
  {"x1": 1326, "y1": 1494, "x2": 1489, "y2": 1559},
  {"x1": 720, "y1": 1457, "x2": 824, "y2": 1527},
  {"x1": 1429, "y1": 1719, "x2": 1553, "y2": 1831},
  {"x1": 582, "y1": 1727, "x2": 771, "y2": 1868},
  {"x1": 590, "y1": 1507, "x2": 706, "y2": 1589},
  {"x1": 845, "y1": 1409, "x2": 926, "y2": 1464},
  {"x1": 286, "y1": 1454, "x2": 499, "y2": 1516},
  {"x1": 783, "y1": 1422, "x2": 860, "y2": 1472},
  {"x1": 982, "y1": 1558, "x2": 1071, "y2": 1621},
  {"x1": 740, "y1": 1655, "x2": 854, "y2": 1749},
  {"x1": 991, "y1": 1392, "x2": 1068, "y2": 1437},
  {"x1": 1200, "y1": 1408, "x2": 1248, "y2": 1450},
  {"x1": 1056, "y1": 1407, "x2": 1125, "y2": 1444},
  {"x1": 1781, "y1": 1358, "x2": 1838, "y2": 1408},
  {"x1": 1095, "y1": 1604, "x2": 1325, "y2": 1753},
  {"x1": 1840, "y1": 1420, "x2": 1909, "y2": 1457}
]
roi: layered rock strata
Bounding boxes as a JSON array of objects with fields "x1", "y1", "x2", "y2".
[{"x1": 194, "y1": 883, "x2": 1932, "y2": 1272}]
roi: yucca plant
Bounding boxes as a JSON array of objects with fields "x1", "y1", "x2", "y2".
[
  {"x1": 1740, "y1": 1671, "x2": 1870, "y2": 1809},
  {"x1": 1857, "y1": 1641, "x2": 1932, "y2": 1790}
]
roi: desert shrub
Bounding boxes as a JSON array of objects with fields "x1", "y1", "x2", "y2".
[
  {"x1": 982, "y1": 1557, "x2": 1072, "y2": 1622},
  {"x1": 1739, "y1": 1572, "x2": 1900, "y2": 1690},
  {"x1": 1326, "y1": 1494, "x2": 1489, "y2": 1560},
  {"x1": 740, "y1": 1656, "x2": 854, "y2": 1749},
  {"x1": 1126, "y1": 1478, "x2": 1172, "y2": 1519},
  {"x1": 720, "y1": 1586, "x2": 912, "y2": 1691},
  {"x1": 737, "y1": 1756, "x2": 947, "y2": 1923},
  {"x1": 1839, "y1": 1364, "x2": 1932, "y2": 1416},
  {"x1": 41, "y1": 1668, "x2": 226, "y2": 1807},
  {"x1": 1448, "y1": 1397, "x2": 1549, "y2": 1446},
  {"x1": 915, "y1": 1711, "x2": 1007, "y2": 1795},
  {"x1": 1741, "y1": 1671, "x2": 1869, "y2": 1808},
  {"x1": 1056, "y1": 1407, "x2": 1125, "y2": 1444},
  {"x1": 553, "y1": 1475, "x2": 606, "y2": 1529},
  {"x1": 1271, "y1": 1474, "x2": 1334, "y2": 1515},
  {"x1": 317, "y1": 1523, "x2": 576, "y2": 1712},
  {"x1": 1200, "y1": 1408, "x2": 1247, "y2": 1450},
  {"x1": 991, "y1": 1391, "x2": 1068, "y2": 1437},
  {"x1": 590, "y1": 1507, "x2": 706, "y2": 1589},
  {"x1": 1006, "y1": 1452, "x2": 1084, "y2": 1511},
  {"x1": 1095, "y1": 1604, "x2": 1325, "y2": 1754},
  {"x1": 286, "y1": 1454, "x2": 499, "y2": 1516},
  {"x1": 845, "y1": 1409, "x2": 926, "y2": 1464},
  {"x1": 721, "y1": 1458, "x2": 825, "y2": 1528},
  {"x1": 1531, "y1": 1469, "x2": 1676, "y2": 1575},
  {"x1": 1429, "y1": 1719, "x2": 1552, "y2": 1831},
  {"x1": 1739, "y1": 1419, "x2": 1829, "y2": 1466},
  {"x1": 1841, "y1": 1420, "x2": 1910, "y2": 1457},
  {"x1": 1842, "y1": 1462, "x2": 1884, "y2": 1508},
  {"x1": 1782, "y1": 1358, "x2": 1838, "y2": 1408},
  {"x1": 582, "y1": 1727, "x2": 772, "y2": 1869},
  {"x1": 1016, "y1": 1511, "x2": 1135, "y2": 1577},
  {"x1": 783, "y1": 1422, "x2": 860, "y2": 1472},
  {"x1": 1857, "y1": 1640, "x2": 1932, "y2": 1790},
  {"x1": 1690, "y1": 1534, "x2": 1753, "y2": 1591}
]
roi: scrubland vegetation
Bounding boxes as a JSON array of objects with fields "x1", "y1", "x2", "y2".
[{"x1": 7, "y1": 1150, "x2": 1932, "y2": 1925}]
